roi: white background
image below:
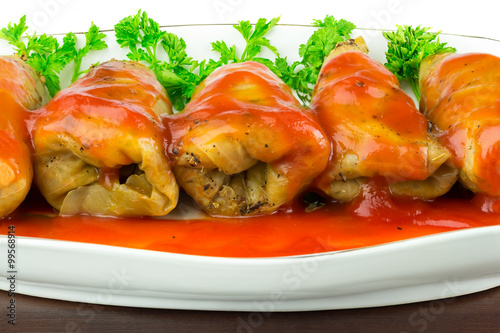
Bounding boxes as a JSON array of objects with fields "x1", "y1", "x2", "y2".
[{"x1": 0, "y1": 0, "x2": 498, "y2": 39}]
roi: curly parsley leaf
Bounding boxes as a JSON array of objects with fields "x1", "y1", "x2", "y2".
[
  {"x1": 301, "y1": 16, "x2": 355, "y2": 72},
  {"x1": 238, "y1": 17, "x2": 280, "y2": 60},
  {"x1": 0, "y1": 15, "x2": 29, "y2": 54},
  {"x1": 207, "y1": 17, "x2": 281, "y2": 77},
  {"x1": 383, "y1": 25, "x2": 456, "y2": 100},
  {"x1": 115, "y1": 10, "x2": 205, "y2": 111},
  {"x1": 0, "y1": 16, "x2": 107, "y2": 96},
  {"x1": 211, "y1": 40, "x2": 238, "y2": 64},
  {"x1": 115, "y1": 13, "x2": 354, "y2": 109},
  {"x1": 273, "y1": 57, "x2": 312, "y2": 104},
  {"x1": 27, "y1": 32, "x2": 77, "y2": 95},
  {"x1": 273, "y1": 15, "x2": 355, "y2": 104},
  {"x1": 71, "y1": 22, "x2": 108, "y2": 82},
  {"x1": 115, "y1": 12, "x2": 282, "y2": 110},
  {"x1": 115, "y1": 10, "x2": 164, "y2": 65}
]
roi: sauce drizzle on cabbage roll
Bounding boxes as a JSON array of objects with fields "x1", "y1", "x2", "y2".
[
  {"x1": 30, "y1": 60, "x2": 178, "y2": 216},
  {"x1": 164, "y1": 61, "x2": 329, "y2": 216},
  {"x1": 420, "y1": 52, "x2": 500, "y2": 196},
  {"x1": 312, "y1": 37, "x2": 457, "y2": 201},
  {"x1": 0, "y1": 55, "x2": 48, "y2": 217}
]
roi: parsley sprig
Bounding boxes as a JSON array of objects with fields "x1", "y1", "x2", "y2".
[
  {"x1": 2, "y1": 12, "x2": 358, "y2": 108},
  {"x1": 273, "y1": 15, "x2": 356, "y2": 104},
  {"x1": 210, "y1": 17, "x2": 280, "y2": 68},
  {"x1": 115, "y1": 12, "x2": 354, "y2": 108},
  {"x1": 115, "y1": 10, "x2": 203, "y2": 111},
  {"x1": 115, "y1": 11, "x2": 282, "y2": 111},
  {"x1": 192, "y1": 17, "x2": 282, "y2": 90},
  {"x1": 115, "y1": 10, "x2": 203, "y2": 110},
  {"x1": 71, "y1": 24, "x2": 107, "y2": 82},
  {"x1": 383, "y1": 25, "x2": 456, "y2": 100},
  {"x1": 0, "y1": 15, "x2": 108, "y2": 96}
]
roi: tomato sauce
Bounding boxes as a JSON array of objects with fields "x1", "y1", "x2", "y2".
[
  {"x1": 2, "y1": 59, "x2": 500, "y2": 258},
  {"x1": 420, "y1": 53, "x2": 500, "y2": 195},
  {"x1": 163, "y1": 62, "x2": 329, "y2": 216},
  {"x1": 312, "y1": 51, "x2": 433, "y2": 184},
  {"x1": 1, "y1": 183, "x2": 499, "y2": 258}
]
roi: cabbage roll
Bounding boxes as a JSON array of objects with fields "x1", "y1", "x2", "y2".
[
  {"x1": 31, "y1": 60, "x2": 178, "y2": 216},
  {"x1": 312, "y1": 37, "x2": 457, "y2": 202},
  {"x1": 420, "y1": 52, "x2": 500, "y2": 195},
  {"x1": 0, "y1": 55, "x2": 49, "y2": 217},
  {"x1": 165, "y1": 61, "x2": 329, "y2": 216}
]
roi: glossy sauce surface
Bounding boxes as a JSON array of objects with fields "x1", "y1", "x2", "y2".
[
  {"x1": 0, "y1": 92, "x2": 31, "y2": 186},
  {"x1": 0, "y1": 56, "x2": 45, "y2": 179},
  {"x1": 312, "y1": 51, "x2": 434, "y2": 183},
  {"x1": 0, "y1": 56, "x2": 48, "y2": 217},
  {"x1": 30, "y1": 61, "x2": 172, "y2": 167},
  {"x1": 420, "y1": 53, "x2": 500, "y2": 194},
  {"x1": 2, "y1": 59, "x2": 499, "y2": 258},
  {"x1": 1, "y1": 183, "x2": 499, "y2": 258},
  {"x1": 27, "y1": 60, "x2": 179, "y2": 217},
  {"x1": 164, "y1": 62, "x2": 329, "y2": 206}
]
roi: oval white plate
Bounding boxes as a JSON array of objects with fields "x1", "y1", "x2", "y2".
[
  {"x1": 1, "y1": 225, "x2": 500, "y2": 311},
  {"x1": 1, "y1": 24, "x2": 500, "y2": 311}
]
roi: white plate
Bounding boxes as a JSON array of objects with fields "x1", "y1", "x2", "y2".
[
  {"x1": 1, "y1": 24, "x2": 500, "y2": 311},
  {"x1": 1, "y1": 226, "x2": 500, "y2": 311}
]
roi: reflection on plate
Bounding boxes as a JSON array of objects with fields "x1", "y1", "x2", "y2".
[{"x1": 1, "y1": 25, "x2": 500, "y2": 310}]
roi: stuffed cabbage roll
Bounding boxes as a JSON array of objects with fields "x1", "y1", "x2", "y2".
[
  {"x1": 31, "y1": 60, "x2": 178, "y2": 216},
  {"x1": 0, "y1": 55, "x2": 49, "y2": 217},
  {"x1": 312, "y1": 37, "x2": 458, "y2": 202},
  {"x1": 420, "y1": 52, "x2": 500, "y2": 195},
  {"x1": 164, "y1": 61, "x2": 329, "y2": 216}
]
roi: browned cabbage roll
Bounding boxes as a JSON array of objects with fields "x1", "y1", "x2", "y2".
[
  {"x1": 164, "y1": 61, "x2": 330, "y2": 216},
  {"x1": 0, "y1": 55, "x2": 49, "y2": 217},
  {"x1": 420, "y1": 52, "x2": 500, "y2": 196},
  {"x1": 311, "y1": 37, "x2": 458, "y2": 202},
  {"x1": 30, "y1": 60, "x2": 178, "y2": 216}
]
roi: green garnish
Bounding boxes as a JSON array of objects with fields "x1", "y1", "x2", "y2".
[
  {"x1": 210, "y1": 17, "x2": 280, "y2": 66},
  {"x1": 115, "y1": 10, "x2": 203, "y2": 111},
  {"x1": 303, "y1": 192, "x2": 326, "y2": 213},
  {"x1": 114, "y1": 12, "x2": 355, "y2": 108},
  {"x1": 71, "y1": 23, "x2": 108, "y2": 82},
  {"x1": 300, "y1": 16, "x2": 356, "y2": 73},
  {"x1": 180, "y1": 17, "x2": 282, "y2": 92},
  {"x1": 274, "y1": 15, "x2": 356, "y2": 104},
  {"x1": 383, "y1": 25, "x2": 456, "y2": 100},
  {"x1": 115, "y1": 12, "x2": 282, "y2": 111},
  {"x1": 0, "y1": 15, "x2": 108, "y2": 96},
  {"x1": 190, "y1": 17, "x2": 281, "y2": 93}
]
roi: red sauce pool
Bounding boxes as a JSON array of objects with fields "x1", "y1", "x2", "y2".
[{"x1": 1, "y1": 185, "x2": 499, "y2": 258}]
